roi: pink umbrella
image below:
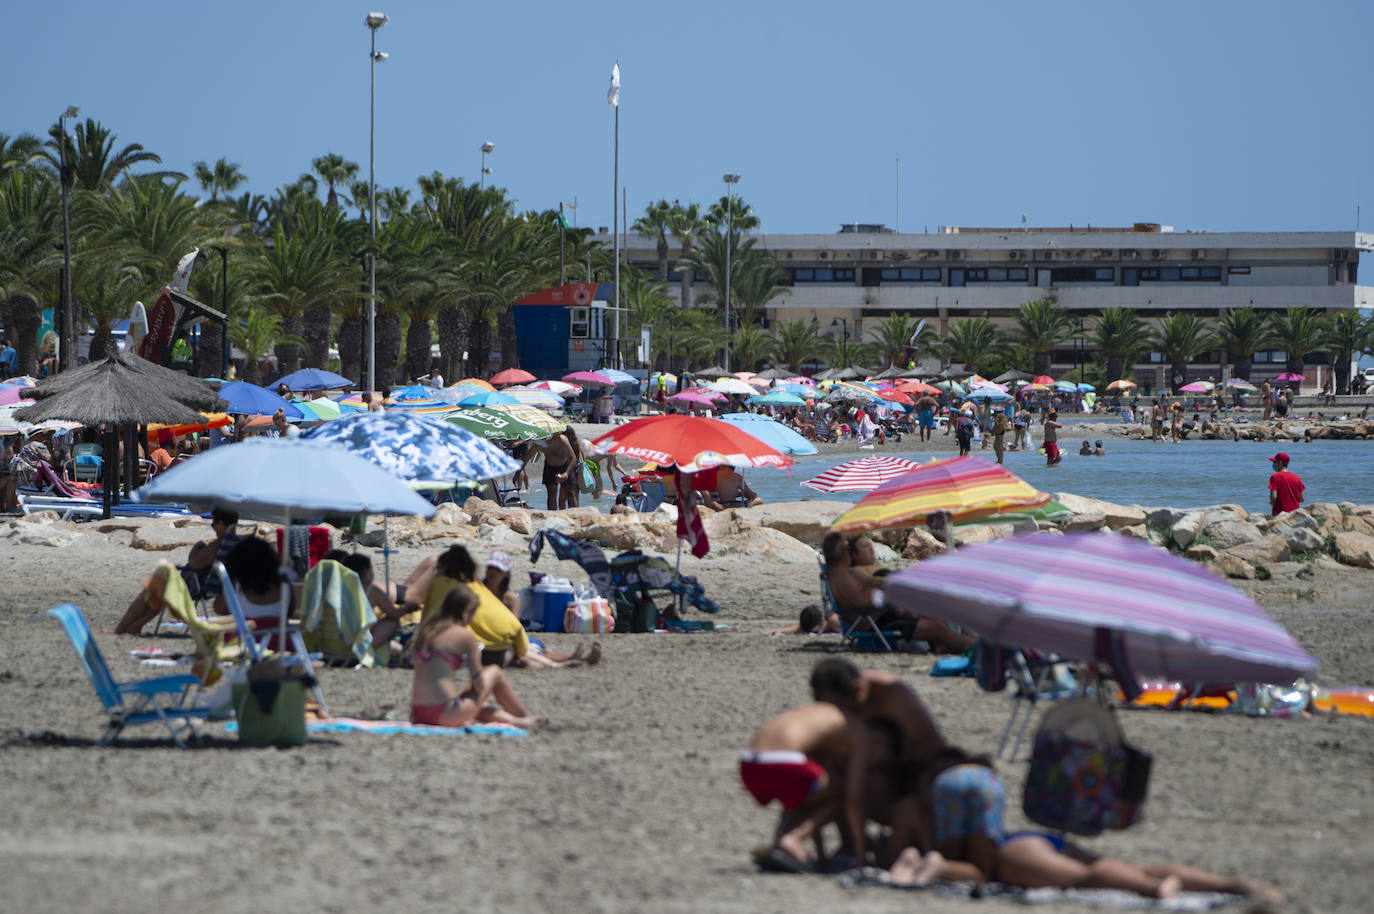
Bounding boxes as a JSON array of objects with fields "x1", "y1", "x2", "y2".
[
  {"x1": 0, "y1": 389, "x2": 34, "y2": 407},
  {"x1": 532, "y1": 380, "x2": 582, "y2": 396},
  {"x1": 801, "y1": 456, "x2": 919, "y2": 493},
  {"x1": 1274, "y1": 372, "x2": 1305, "y2": 382},
  {"x1": 563, "y1": 370, "x2": 614, "y2": 387},
  {"x1": 1177, "y1": 382, "x2": 1213, "y2": 393},
  {"x1": 667, "y1": 391, "x2": 718, "y2": 409},
  {"x1": 681, "y1": 386, "x2": 726, "y2": 401}
]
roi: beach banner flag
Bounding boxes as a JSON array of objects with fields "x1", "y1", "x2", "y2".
[
  {"x1": 675, "y1": 472, "x2": 709, "y2": 558},
  {"x1": 139, "y1": 248, "x2": 199, "y2": 364},
  {"x1": 608, "y1": 63, "x2": 620, "y2": 108}
]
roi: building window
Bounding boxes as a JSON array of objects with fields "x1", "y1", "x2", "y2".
[
  {"x1": 1046, "y1": 267, "x2": 1113, "y2": 284},
  {"x1": 1228, "y1": 266, "x2": 1251, "y2": 275},
  {"x1": 1123, "y1": 266, "x2": 1221, "y2": 285},
  {"x1": 1253, "y1": 349, "x2": 1288, "y2": 364},
  {"x1": 570, "y1": 307, "x2": 589, "y2": 338},
  {"x1": 877, "y1": 267, "x2": 941, "y2": 282},
  {"x1": 791, "y1": 267, "x2": 855, "y2": 283}
]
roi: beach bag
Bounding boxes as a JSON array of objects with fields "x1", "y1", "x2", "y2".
[
  {"x1": 232, "y1": 659, "x2": 309, "y2": 748},
  {"x1": 1022, "y1": 698, "x2": 1151, "y2": 835},
  {"x1": 565, "y1": 584, "x2": 614, "y2": 634}
]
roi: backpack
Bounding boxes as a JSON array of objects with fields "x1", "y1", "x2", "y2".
[{"x1": 1022, "y1": 697, "x2": 1151, "y2": 835}]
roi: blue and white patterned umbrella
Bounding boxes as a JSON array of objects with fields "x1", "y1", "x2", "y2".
[{"x1": 302, "y1": 411, "x2": 521, "y2": 488}]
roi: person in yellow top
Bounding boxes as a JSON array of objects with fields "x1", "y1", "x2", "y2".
[{"x1": 412, "y1": 545, "x2": 597, "y2": 669}]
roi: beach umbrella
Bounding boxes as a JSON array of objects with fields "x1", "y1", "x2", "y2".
[
  {"x1": 832, "y1": 380, "x2": 883, "y2": 401},
  {"x1": 218, "y1": 381, "x2": 304, "y2": 419},
  {"x1": 273, "y1": 368, "x2": 354, "y2": 391},
  {"x1": 711, "y1": 377, "x2": 758, "y2": 396},
  {"x1": 1030, "y1": 375, "x2": 1056, "y2": 385},
  {"x1": 532, "y1": 380, "x2": 582, "y2": 396},
  {"x1": 648, "y1": 372, "x2": 678, "y2": 388},
  {"x1": 681, "y1": 386, "x2": 727, "y2": 401},
  {"x1": 786, "y1": 376, "x2": 816, "y2": 385},
  {"x1": 0, "y1": 388, "x2": 34, "y2": 406},
  {"x1": 1, "y1": 375, "x2": 38, "y2": 389},
  {"x1": 754, "y1": 367, "x2": 793, "y2": 380},
  {"x1": 599, "y1": 368, "x2": 637, "y2": 384},
  {"x1": 136, "y1": 437, "x2": 436, "y2": 521},
  {"x1": 1225, "y1": 378, "x2": 1258, "y2": 391},
  {"x1": 691, "y1": 365, "x2": 731, "y2": 379},
  {"x1": 1052, "y1": 381, "x2": 1079, "y2": 392},
  {"x1": 883, "y1": 533, "x2": 1318, "y2": 683},
  {"x1": 447, "y1": 404, "x2": 566, "y2": 441},
  {"x1": 455, "y1": 389, "x2": 521, "y2": 407},
  {"x1": 502, "y1": 386, "x2": 566, "y2": 410},
  {"x1": 747, "y1": 390, "x2": 807, "y2": 407},
  {"x1": 587, "y1": 415, "x2": 792, "y2": 472},
  {"x1": 1075, "y1": 383, "x2": 1095, "y2": 391},
  {"x1": 1178, "y1": 381, "x2": 1214, "y2": 393},
  {"x1": 801, "y1": 456, "x2": 919, "y2": 493},
  {"x1": 667, "y1": 391, "x2": 719, "y2": 410},
  {"x1": 385, "y1": 393, "x2": 456, "y2": 416},
  {"x1": 829, "y1": 455, "x2": 1050, "y2": 534},
  {"x1": 877, "y1": 389, "x2": 915, "y2": 406},
  {"x1": 563, "y1": 370, "x2": 614, "y2": 387},
  {"x1": 992, "y1": 369, "x2": 1034, "y2": 384},
  {"x1": 302, "y1": 410, "x2": 521, "y2": 489},
  {"x1": 391, "y1": 384, "x2": 442, "y2": 401},
  {"x1": 291, "y1": 399, "x2": 342, "y2": 422},
  {"x1": 968, "y1": 387, "x2": 1013, "y2": 403},
  {"x1": 1106, "y1": 379, "x2": 1137, "y2": 390},
  {"x1": 829, "y1": 366, "x2": 868, "y2": 381},
  {"x1": 1274, "y1": 372, "x2": 1305, "y2": 382},
  {"x1": 934, "y1": 379, "x2": 967, "y2": 396},
  {"x1": 452, "y1": 377, "x2": 496, "y2": 391},
  {"x1": 332, "y1": 392, "x2": 369, "y2": 413},
  {"x1": 490, "y1": 368, "x2": 537, "y2": 386},
  {"x1": 897, "y1": 381, "x2": 940, "y2": 397},
  {"x1": 717, "y1": 413, "x2": 818, "y2": 456}
]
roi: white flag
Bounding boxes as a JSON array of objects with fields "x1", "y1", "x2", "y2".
[{"x1": 607, "y1": 63, "x2": 620, "y2": 108}]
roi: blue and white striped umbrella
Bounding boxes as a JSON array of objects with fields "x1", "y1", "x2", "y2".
[
  {"x1": 302, "y1": 410, "x2": 521, "y2": 488},
  {"x1": 502, "y1": 386, "x2": 565, "y2": 410}
]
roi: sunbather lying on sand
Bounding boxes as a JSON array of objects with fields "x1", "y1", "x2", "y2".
[
  {"x1": 410, "y1": 585, "x2": 548, "y2": 730},
  {"x1": 767, "y1": 605, "x2": 841, "y2": 636},
  {"x1": 882, "y1": 746, "x2": 1284, "y2": 904},
  {"x1": 741, "y1": 701, "x2": 868, "y2": 871}
]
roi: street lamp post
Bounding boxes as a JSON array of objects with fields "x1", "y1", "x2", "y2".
[
  {"x1": 480, "y1": 141, "x2": 494, "y2": 190},
  {"x1": 365, "y1": 11, "x2": 389, "y2": 394},
  {"x1": 57, "y1": 105, "x2": 79, "y2": 372},
  {"x1": 213, "y1": 246, "x2": 230, "y2": 377},
  {"x1": 722, "y1": 173, "x2": 740, "y2": 372}
]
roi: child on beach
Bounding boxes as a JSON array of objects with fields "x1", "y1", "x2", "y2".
[
  {"x1": 410, "y1": 584, "x2": 548, "y2": 730},
  {"x1": 741, "y1": 701, "x2": 869, "y2": 871},
  {"x1": 1041, "y1": 411, "x2": 1063, "y2": 465}
]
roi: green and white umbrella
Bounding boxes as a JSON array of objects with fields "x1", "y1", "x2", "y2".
[{"x1": 447, "y1": 404, "x2": 567, "y2": 441}]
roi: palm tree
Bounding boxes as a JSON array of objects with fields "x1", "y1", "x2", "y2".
[
  {"x1": 622, "y1": 270, "x2": 675, "y2": 369},
  {"x1": 0, "y1": 171, "x2": 62, "y2": 374},
  {"x1": 632, "y1": 200, "x2": 674, "y2": 280},
  {"x1": 1214, "y1": 306, "x2": 1272, "y2": 381},
  {"x1": 706, "y1": 194, "x2": 760, "y2": 234},
  {"x1": 1266, "y1": 306, "x2": 1329, "y2": 379},
  {"x1": 229, "y1": 308, "x2": 299, "y2": 384},
  {"x1": 74, "y1": 257, "x2": 143, "y2": 361},
  {"x1": 1010, "y1": 298, "x2": 1074, "y2": 375},
  {"x1": 774, "y1": 318, "x2": 823, "y2": 371},
  {"x1": 732, "y1": 325, "x2": 778, "y2": 371},
  {"x1": 940, "y1": 317, "x2": 1001, "y2": 373},
  {"x1": 0, "y1": 133, "x2": 44, "y2": 174},
  {"x1": 1322, "y1": 310, "x2": 1373, "y2": 394},
  {"x1": 43, "y1": 118, "x2": 172, "y2": 191},
  {"x1": 312, "y1": 153, "x2": 360, "y2": 211},
  {"x1": 666, "y1": 202, "x2": 708, "y2": 310},
  {"x1": 1149, "y1": 313, "x2": 1215, "y2": 390},
  {"x1": 729, "y1": 256, "x2": 789, "y2": 329},
  {"x1": 824, "y1": 334, "x2": 875, "y2": 372},
  {"x1": 86, "y1": 175, "x2": 223, "y2": 280},
  {"x1": 193, "y1": 158, "x2": 246, "y2": 202},
  {"x1": 1092, "y1": 307, "x2": 1152, "y2": 382},
  {"x1": 252, "y1": 215, "x2": 356, "y2": 374},
  {"x1": 867, "y1": 312, "x2": 924, "y2": 369}
]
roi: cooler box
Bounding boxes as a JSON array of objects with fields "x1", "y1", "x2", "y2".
[{"x1": 534, "y1": 578, "x2": 574, "y2": 634}]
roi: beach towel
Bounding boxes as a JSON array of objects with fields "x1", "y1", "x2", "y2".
[
  {"x1": 837, "y1": 868, "x2": 1244, "y2": 910},
  {"x1": 300, "y1": 560, "x2": 378, "y2": 667},
  {"x1": 224, "y1": 717, "x2": 526, "y2": 737}
]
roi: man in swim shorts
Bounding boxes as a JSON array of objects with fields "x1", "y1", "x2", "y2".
[
  {"x1": 539, "y1": 431, "x2": 574, "y2": 510},
  {"x1": 741, "y1": 701, "x2": 868, "y2": 871}
]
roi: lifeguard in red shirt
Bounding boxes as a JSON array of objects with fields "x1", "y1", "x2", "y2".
[{"x1": 1268, "y1": 452, "x2": 1305, "y2": 516}]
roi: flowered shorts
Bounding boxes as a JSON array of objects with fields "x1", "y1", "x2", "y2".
[{"x1": 931, "y1": 763, "x2": 1005, "y2": 846}]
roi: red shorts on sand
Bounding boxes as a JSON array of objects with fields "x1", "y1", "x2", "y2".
[{"x1": 739, "y1": 750, "x2": 825, "y2": 809}]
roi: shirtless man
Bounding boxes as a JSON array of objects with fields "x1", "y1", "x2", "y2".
[
  {"x1": 1042, "y1": 410, "x2": 1063, "y2": 465},
  {"x1": 706, "y1": 467, "x2": 763, "y2": 508},
  {"x1": 539, "y1": 431, "x2": 575, "y2": 510},
  {"x1": 810, "y1": 657, "x2": 946, "y2": 768},
  {"x1": 741, "y1": 701, "x2": 869, "y2": 871}
]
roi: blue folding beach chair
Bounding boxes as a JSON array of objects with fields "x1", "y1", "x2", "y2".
[{"x1": 46, "y1": 603, "x2": 208, "y2": 748}]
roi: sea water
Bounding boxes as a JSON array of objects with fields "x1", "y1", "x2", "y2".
[{"x1": 738, "y1": 437, "x2": 1374, "y2": 516}]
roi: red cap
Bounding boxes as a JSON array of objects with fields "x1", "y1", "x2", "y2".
[{"x1": 1270, "y1": 452, "x2": 1290, "y2": 464}]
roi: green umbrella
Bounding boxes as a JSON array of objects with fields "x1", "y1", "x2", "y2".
[{"x1": 447, "y1": 404, "x2": 565, "y2": 441}]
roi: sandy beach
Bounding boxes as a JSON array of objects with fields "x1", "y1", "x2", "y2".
[{"x1": 1, "y1": 503, "x2": 1372, "y2": 914}]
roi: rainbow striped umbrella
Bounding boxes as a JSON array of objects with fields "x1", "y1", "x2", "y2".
[
  {"x1": 1224, "y1": 378, "x2": 1258, "y2": 391},
  {"x1": 884, "y1": 532, "x2": 1318, "y2": 683},
  {"x1": 829, "y1": 455, "x2": 1050, "y2": 533},
  {"x1": 802, "y1": 456, "x2": 919, "y2": 493},
  {"x1": 386, "y1": 386, "x2": 457, "y2": 415}
]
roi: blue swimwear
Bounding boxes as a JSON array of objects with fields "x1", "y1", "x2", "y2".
[{"x1": 931, "y1": 764, "x2": 1005, "y2": 846}]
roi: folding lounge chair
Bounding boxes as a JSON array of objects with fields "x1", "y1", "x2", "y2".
[
  {"x1": 45, "y1": 603, "x2": 209, "y2": 748},
  {"x1": 213, "y1": 562, "x2": 329, "y2": 716},
  {"x1": 819, "y1": 553, "x2": 897, "y2": 652}
]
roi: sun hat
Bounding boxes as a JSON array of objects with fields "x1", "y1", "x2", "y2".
[
  {"x1": 486, "y1": 550, "x2": 513, "y2": 573},
  {"x1": 1270, "y1": 452, "x2": 1291, "y2": 464}
]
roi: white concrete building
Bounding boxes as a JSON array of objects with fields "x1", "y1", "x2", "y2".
[{"x1": 606, "y1": 223, "x2": 1373, "y2": 382}]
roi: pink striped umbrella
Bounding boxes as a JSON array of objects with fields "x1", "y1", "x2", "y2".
[
  {"x1": 884, "y1": 532, "x2": 1318, "y2": 683},
  {"x1": 667, "y1": 391, "x2": 719, "y2": 410},
  {"x1": 801, "y1": 456, "x2": 919, "y2": 493}
]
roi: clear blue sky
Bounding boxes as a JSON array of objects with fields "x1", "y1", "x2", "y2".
[{"x1": 8, "y1": 0, "x2": 1374, "y2": 235}]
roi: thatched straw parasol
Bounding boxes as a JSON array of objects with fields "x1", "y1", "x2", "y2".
[{"x1": 24, "y1": 351, "x2": 224, "y2": 413}]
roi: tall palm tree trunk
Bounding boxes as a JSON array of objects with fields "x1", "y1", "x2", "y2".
[
  {"x1": 1233, "y1": 354, "x2": 1253, "y2": 381},
  {"x1": 273, "y1": 315, "x2": 305, "y2": 376},
  {"x1": 1105, "y1": 354, "x2": 1125, "y2": 382},
  {"x1": 302, "y1": 304, "x2": 332, "y2": 370},
  {"x1": 1170, "y1": 360, "x2": 1188, "y2": 390},
  {"x1": 196, "y1": 321, "x2": 225, "y2": 378},
  {"x1": 0, "y1": 295, "x2": 43, "y2": 376},
  {"x1": 88, "y1": 328, "x2": 114, "y2": 363},
  {"x1": 1033, "y1": 351, "x2": 1053, "y2": 376},
  {"x1": 468, "y1": 317, "x2": 489, "y2": 378},
  {"x1": 403, "y1": 317, "x2": 432, "y2": 383},
  {"x1": 337, "y1": 317, "x2": 363, "y2": 386},
  {"x1": 437, "y1": 305, "x2": 467, "y2": 382},
  {"x1": 375, "y1": 312, "x2": 402, "y2": 388}
]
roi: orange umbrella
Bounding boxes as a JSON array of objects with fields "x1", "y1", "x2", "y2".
[
  {"x1": 490, "y1": 368, "x2": 536, "y2": 386},
  {"x1": 877, "y1": 389, "x2": 915, "y2": 406},
  {"x1": 145, "y1": 413, "x2": 233, "y2": 440},
  {"x1": 587, "y1": 415, "x2": 792, "y2": 472},
  {"x1": 1030, "y1": 375, "x2": 1056, "y2": 385},
  {"x1": 897, "y1": 380, "x2": 940, "y2": 397},
  {"x1": 453, "y1": 378, "x2": 496, "y2": 391}
]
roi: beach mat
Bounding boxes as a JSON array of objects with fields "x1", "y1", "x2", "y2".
[
  {"x1": 838, "y1": 867, "x2": 1245, "y2": 910},
  {"x1": 225, "y1": 717, "x2": 527, "y2": 737}
]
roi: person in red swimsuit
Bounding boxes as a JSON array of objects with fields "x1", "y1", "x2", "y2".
[
  {"x1": 1268, "y1": 452, "x2": 1305, "y2": 516},
  {"x1": 740, "y1": 701, "x2": 868, "y2": 872},
  {"x1": 410, "y1": 585, "x2": 548, "y2": 730}
]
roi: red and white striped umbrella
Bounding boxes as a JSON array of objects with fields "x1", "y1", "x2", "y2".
[{"x1": 801, "y1": 456, "x2": 919, "y2": 493}]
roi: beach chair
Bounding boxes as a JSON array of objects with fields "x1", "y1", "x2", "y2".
[
  {"x1": 974, "y1": 641, "x2": 1079, "y2": 759},
  {"x1": 820, "y1": 554, "x2": 897, "y2": 652},
  {"x1": 45, "y1": 603, "x2": 209, "y2": 748},
  {"x1": 213, "y1": 562, "x2": 329, "y2": 716},
  {"x1": 631, "y1": 477, "x2": 670, "y2": 513}
]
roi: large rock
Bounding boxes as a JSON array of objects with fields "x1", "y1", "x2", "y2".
[
  {"x1": 1169, "y1": 511, "x2": 1202, "y2": 548},
  {"x1": 1052, "y1": 492, "x2": 1147, "y2": 529},
  {"x1": 653, "y1": 503, "x2": 678, "y2": 525},
  {"x1": 749, "y1": 501, "x2": 851, "y2": 546},
  {"x1": 432, "y1": 502, "x2": 470, "y2": 527},
  {"x1": 1184, "y1": 543, "x2": 1219, "y2": 562},
  {"x1": 1340, "y1": 513, "x2": 1374, "y2": 538},
  {"x1": 16, "y1": 510, "x2": 61, "y2": 525},
  {"x1": 131, "y1": 525, "x2": 207, "y2": 552},
  {"x1": 1224, "y1": 534, "x2": 1290, "y2": 566},
  {"x1": 1213, "y1": 552, "x2": 1256, "y2": 580},
  {"x1": 712, "y1": 526, "x2": 818, "y2": 563},
  {"x1": 1304, "y1": 502, "x2": 1343, "y2": 532},
  {"x1": 703, "y1": 509, "x2": 755, "y2": 540},
  {"x1": 1332, "y1": 531, "x2": 1374, "y2": 569},
  {"x1": 953, "y1": 523, "x2": 1014, "y2": 547},
  {"x1": 581, "y1": 521, "x2": 653, "y2": 551},
  {"x1": 1276, "y1": 524, "x2": 1325, "y2": 554},
  {"x1": 1199, "y1": 519, "x2": 1263, "y2": 550},
  {"x1": 1063, "y1": 511, "x2": 1107, "y2": 532},
  {"x1": 902, "y1": 528, "x2": 947, "y2": 560},
  {"x1": 476, "y1": 523, "x2": 528, "y2": 551}
]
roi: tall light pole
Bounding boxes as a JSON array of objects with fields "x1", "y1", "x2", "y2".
[
  {"x1": 365, "y1": 11, "x2": 389, "y2": 393},
  {"x1": 722, "y1": 173, "x2": 740, "y2": 372},
  {"x1": 480, "y1": 141, "x2": 494, "y2": 190},
  {"x1": 57, "y1": 105, "x2": 79, "y2": 372}
]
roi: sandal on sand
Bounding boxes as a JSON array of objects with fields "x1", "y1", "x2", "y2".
[{"x1": 756, "y1": 847, "x2": 814, "y2": 874}]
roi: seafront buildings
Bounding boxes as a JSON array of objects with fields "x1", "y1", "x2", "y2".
[{"x1": 604, "y1": 223, "x2": 1373, "y2": 382}]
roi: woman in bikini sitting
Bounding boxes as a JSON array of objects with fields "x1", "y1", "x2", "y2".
[{"x1": 410, "y1": 584, "x2": 549, "y2": 730}]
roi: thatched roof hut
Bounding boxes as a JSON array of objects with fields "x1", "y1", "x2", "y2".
[
  {"x1": 14, "y1": 354, "x2": 220, "y2": 426},
  {"x1": 23, "y1": 351, "x2": 224, "y2": 414}
]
